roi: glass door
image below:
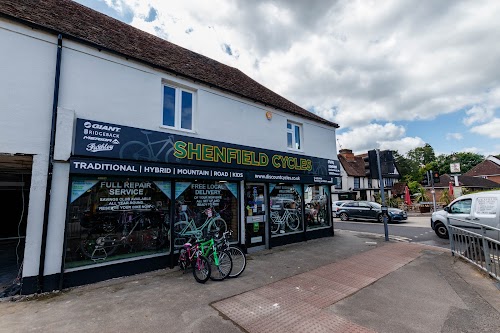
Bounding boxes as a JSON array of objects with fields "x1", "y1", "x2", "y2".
[{"x1": 244, "y1": 184, "x2": 268, "y2": 251}]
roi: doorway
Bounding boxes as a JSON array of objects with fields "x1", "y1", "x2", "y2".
[
  {"x1": 244, "y1": 183, "x2": 268, "y2": 252},
  {"x1": 0, "y1": 155, "x2": 32, "y2": 297}
]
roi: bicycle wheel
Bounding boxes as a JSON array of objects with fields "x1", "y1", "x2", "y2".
[
  {"x1": 192, "y1": 255, "x2": 211, "y2": 284},
  {"x1": 286, "y1": 212, "x2": 300, "y2": 231},
  {"x1": 119, "y1": 141, "x2": 152, "y2": 161},
  {"x1": 227, "y1": 245, "x2": 246, "y2": 278},
  {"x1": 208, "y1": 217, "x2": 227, "y2": 235},
  {"x1": 270, "y1": 213, "x2": 280, "y2": 234},
  {"x1": 208, "y1": 250, "x2": 232, "y2": 281},
  {"x1": 80, "y1": 234, "x2": 118, "y2": 260}
]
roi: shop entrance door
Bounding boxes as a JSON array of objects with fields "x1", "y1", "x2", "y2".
[
  {"x1": 0, "y1": 155, "x2": 31, "y2": 297},
  {"x1": 244, "y1": 184, "x2": 268, "y2": 252}
]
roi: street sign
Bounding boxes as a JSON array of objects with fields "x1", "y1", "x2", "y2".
[{"x1": 450, "y1": 163, "x2": 461, "y2": 173}]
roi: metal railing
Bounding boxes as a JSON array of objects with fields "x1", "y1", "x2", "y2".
[{"x1": 448, "y1": 217, "x2": 500, "y2": 281}]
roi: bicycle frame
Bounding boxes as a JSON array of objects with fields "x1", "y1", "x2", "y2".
[{"x1": 142, "y1": 132, "x2": 175, "y2": 160}]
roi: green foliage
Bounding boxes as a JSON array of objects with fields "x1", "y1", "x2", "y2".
[
  {"x1": 414, "y1": 187, "x2": 429, "y2": 202},
  {"x1": 395, "y1": 145, "x2": 484, "y2": 183},
  {"x1": 387, "y1": 197, "x2": 401, "y2": 208},
  {"x1": 407, "y1": 181, "x2": 421, "y2": 194},
  {"x1": 434, "y1": 152, "x2": 484, "y2": 175},
  {"x1": 439, "y1": 189, "x2": 454, "y2": 205},
  {"x1": 406, "y1": 144, "x2": 436, "y2": 166}
]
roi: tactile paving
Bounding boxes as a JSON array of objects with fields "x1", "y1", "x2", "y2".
[{"x1": 212, "y1": 242, "x2": 426, "y2": 333}]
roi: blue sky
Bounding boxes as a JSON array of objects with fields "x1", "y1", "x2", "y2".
[{"x1": 76, "y1": 0, "x2": 500, "y2": 157}]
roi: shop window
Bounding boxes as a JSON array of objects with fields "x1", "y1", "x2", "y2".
[
  {"x1": 163, "y1": 84, "x2": 194, "y2": 131},
  {"x1": 65, "y1": 178, "x2": 172, "y2": 269},
  {"x1": 269, "y1": 184, "x2": 303, "y2": 236},
  {"x1": 334, "y1": 177, "x2": 342, "y2": 189},
  {"x1": 305, "y1": 185, "x2": 331, "y2": 230},
  {"x1": 368, "y1": 178, "x2": 372, "y2": 188},
  {"x1": 173, "y1": 181, "x2": 238, "y2": 249},
  {"x1": 287, "y1": 121, "x2": 302, "y2": 150}
]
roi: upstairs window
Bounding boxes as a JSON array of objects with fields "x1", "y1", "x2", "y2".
[
  {"x1": 287, "y1": 121, "x2": 302, "y2": 150},
  {"x1": 353, "y1": 177, "x2": 360, "y2": 189},
  {"x1": 163, "y1": 85, "x2": 194, "y2": 131}
]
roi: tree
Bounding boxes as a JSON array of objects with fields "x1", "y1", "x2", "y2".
[
  {"x1": 434, "y1": 152, "x2": 484, "y2": 175},
  {"x1": 407, "y1": 143, "x2": 436, "y2": 166}
]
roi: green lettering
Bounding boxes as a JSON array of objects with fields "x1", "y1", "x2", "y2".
[
  {"x1": 174, "y1": 141, "x2": 187, "y2": 159},
  {"x1": 187, "y1": 143, "x2": 202, "y2": 160},
  {"x1": 214, "y1": 146, "x2": 226, "y2": 163}
]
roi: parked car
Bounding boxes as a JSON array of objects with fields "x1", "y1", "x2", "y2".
[
  {"x1": 431, "y1": 190, "x2": 500, "y2": 239},
  {"x1": 337, "y1": 201, "x2": 407, "y2": 223},
  {"x1": 332, "y1": 200, "x2": 349, "y2": 217}
]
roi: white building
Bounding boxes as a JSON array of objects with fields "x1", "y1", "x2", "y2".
[
  {"x1": 0, "y1": 0, "x2": 340, "y2": 294},
  {"x1": 332, "y1": 149, "x2": 399, "y2": 201}
]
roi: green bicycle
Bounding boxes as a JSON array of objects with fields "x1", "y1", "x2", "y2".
[{"x1": 198, "y1": 231, "x2": 232, "y2": 281}]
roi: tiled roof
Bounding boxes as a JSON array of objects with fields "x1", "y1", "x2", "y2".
[
  {"x1": 434, "y1": 174, "x2": 500, "y2": 188},
  {"x1": 0, "y1": 0, "x2": 338, "y2": 128},
  {"x1": 338, "y1": 154, "x2": 366, "y2": 177},
  {"x1": 463, "y1": 160, "x2": 500, "y2": 177}
]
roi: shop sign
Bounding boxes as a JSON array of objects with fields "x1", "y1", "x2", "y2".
[
  {"x1": 73, "y1": 118, "x2": 340, "y2": 177},
  {"x1": 70, "y1": 158, "x2": 245, "y2": 180}
]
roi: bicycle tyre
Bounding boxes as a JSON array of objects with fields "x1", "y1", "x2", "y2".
[
  {"x1": 227, "y1": 245, "x2": 246, "y2": 278},
  {"x1": 208, "y1": 217, "x2": 227, "y2": 235},
  {"x1": 192, "y1": 255, "x2": 211, "y2": 284},
  {"x1": 286, "y1": 212, "x2": 300, "y2": 231},
  {"x1": 80, "y1": 234, "x2": 118, "y2": 260},
  {"x1": 119, "y1": 141, "x2": 152, "y2": 161},
  {"x1": 208, "y1": 250, "x2": 232, "y2": 281},
  {"x1": 270, "y1": 213, "x2": 280, "y2": 234}
]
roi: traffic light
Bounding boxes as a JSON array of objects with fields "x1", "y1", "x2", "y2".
[
  {"x1": 420, "y1": 174, "x2": 429, "y2": 186},
  {"x1": 432, "y1": 171, "x2": 440, "y2": 184},
  {"x1": 365, "y1": 150, "x2": 379, "y2": 178}
]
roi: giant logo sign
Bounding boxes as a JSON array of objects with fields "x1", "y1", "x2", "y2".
[{"x1": 73, "y1": 118, "x2": 340, "y2": 177}]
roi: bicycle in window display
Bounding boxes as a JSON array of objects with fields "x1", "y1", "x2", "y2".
[
  {"x1": 270, "y1": 206, "x2": 300, "y2": 234},
  {"x1": 173, "y1": 205, "x2": 228, "y2": 249},
  {"x1": 80, "y1": 208, "x2": 168, "y2": 261}
]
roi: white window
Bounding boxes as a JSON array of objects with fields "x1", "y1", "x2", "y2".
[
  {"x1": 162, "y1": 84, "x2": 194, "y2": 131},
  {"x1": 287, "y1": 121, "x2": 302, "y2": 150}
]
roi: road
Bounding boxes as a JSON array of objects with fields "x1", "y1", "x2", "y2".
[{"x1": 333, "y1": 215, "x2": 450, "y2": 248}]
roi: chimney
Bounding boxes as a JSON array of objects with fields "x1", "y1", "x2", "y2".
[{"x1": 339, "y1": 149, "x2": 355, "y2": 161}]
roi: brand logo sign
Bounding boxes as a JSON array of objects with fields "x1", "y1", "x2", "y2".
[{"x1": 79, "y1": 121, "x2": 122, "y2": 153}]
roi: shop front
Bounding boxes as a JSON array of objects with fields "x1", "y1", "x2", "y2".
[{"x1": 64, "y1": 118, "x2": 340, "y2": 287}]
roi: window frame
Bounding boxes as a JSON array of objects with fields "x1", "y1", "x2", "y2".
[
  {"x1": 286, "y1": 121, "x2": 303, "y2": 151},
  {"x1": 161, "y1": 83, "x2": 196, "y2": 132}
]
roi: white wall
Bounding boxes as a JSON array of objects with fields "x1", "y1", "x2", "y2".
[
  {"x1": 0, "y1": 20, "x2": 56, "y2": 155},
  {"x1": 57, "y1": 40, "x2": 337, "y2": 160}
]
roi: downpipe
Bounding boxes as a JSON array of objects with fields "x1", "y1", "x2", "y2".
[{"x1": 38, "y1": 34, "x2": 63, "y2": 293}]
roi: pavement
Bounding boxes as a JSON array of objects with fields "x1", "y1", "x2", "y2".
[{"x1": 1, "y1": 230, "x2": 499, "y2": 333}]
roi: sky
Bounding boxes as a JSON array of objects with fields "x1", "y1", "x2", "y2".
[{"x1": 75, "y1": 0, "x2": 500, "y2": 157}]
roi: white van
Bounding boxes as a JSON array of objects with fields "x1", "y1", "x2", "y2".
[{"x1": 431, "y1": 190, "x2": 500, "y2": 240}]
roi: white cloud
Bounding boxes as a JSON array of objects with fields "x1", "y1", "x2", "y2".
[
  {"x1": 80, "y1": 0, "x2": 500, "y2": 153},
  {"x1": 463, "y1": 105, "x2": 494, "y2": 126},
  {"x1": 446, "y1": 133, "x2": 463, "y2": 140},
  {"x1": 470, "y1": 118, "x2": 500, "y2": 138},
  {"x1": 336, "y1": 123, "x2": 424, "y2": 154}
]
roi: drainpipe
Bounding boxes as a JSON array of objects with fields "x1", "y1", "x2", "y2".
[{"x1": 38, "y1": 34, "x2": 63, "y2": 293}]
